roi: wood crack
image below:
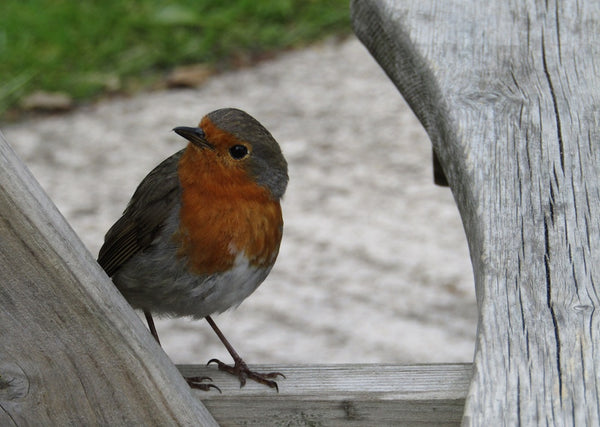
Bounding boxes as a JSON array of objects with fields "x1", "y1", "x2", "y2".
[
  {"x1": 544, "y1": 215, "x2": 563, "y2": 400},
  {"x1": 541, "y1": 35, "x2": 565, "y2": 173}
]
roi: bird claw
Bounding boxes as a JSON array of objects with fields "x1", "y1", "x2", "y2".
[
  {"x1": 207, "y1": 358, "x2": 285, "y2": 391},
  {"x1": 185, "y1": 375, "x2": 222, "y2": 393}
]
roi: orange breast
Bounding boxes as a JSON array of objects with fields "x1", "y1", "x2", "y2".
[{"x1": 174, "y1": 144, "x2": 283, "y2": 275}]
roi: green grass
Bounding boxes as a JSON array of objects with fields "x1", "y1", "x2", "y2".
[{"x1": 0, "y1": 0, "x2": 351, "y2": 118}]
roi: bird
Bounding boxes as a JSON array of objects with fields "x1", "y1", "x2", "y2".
[{"x1": 97, "y1": 108, "x2": 288, "y2": 391}]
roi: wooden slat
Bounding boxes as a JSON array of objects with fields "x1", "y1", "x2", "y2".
[
  {"x1": 351, "y1": 0, "x2": 600, "y2": 425},
  {"x1": 180, "y1": 363, "x2": 471, "y2": 426},
  {"x1": 0, "y1": 132, "x2": 217, "y2": 425}
]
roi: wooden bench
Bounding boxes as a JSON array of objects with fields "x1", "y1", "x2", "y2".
[
  {"x1": 352, "y1": 0, "x2": 600, "y2": 424},
  {"x1": 2, "y1": 0, "x2": 599, "y2": 424}
]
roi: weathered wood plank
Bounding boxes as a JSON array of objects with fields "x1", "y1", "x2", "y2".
[
  {"x1": 0, "y1": 132, "x2": 217, "y2": 425},
  {"x1": 180, "y1": 363, "x2": 471, "y2": 426},
  {"x1": 351, "y1": 0, "x2": 600, "y2": 425}
]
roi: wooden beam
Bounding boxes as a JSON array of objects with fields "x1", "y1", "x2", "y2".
[
  {"x1": 0, "y1": 133, "x2": 217, "y2": 425},
  {"x1": 180, "y1": 363, "x2": 471, "y2": 426},
  {"x1": 351, "y1": 0, "x2": 600, "y2": 424}
]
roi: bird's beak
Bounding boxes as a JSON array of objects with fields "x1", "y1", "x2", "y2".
[{"x1": 173, "y1": 126, "x2": 214, "y2": 150}]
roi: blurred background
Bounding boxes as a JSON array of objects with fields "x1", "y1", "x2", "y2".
[
  {"x1": 0, "y1": 0, "x2": 350, "y2": 117},
  {"x1": 1, "y1": 1, "x2": 477, "y2": 365}
]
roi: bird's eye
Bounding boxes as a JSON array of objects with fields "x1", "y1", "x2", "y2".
[{"x1": 229, "y1": 144, "x2": 249, "y2": 160}]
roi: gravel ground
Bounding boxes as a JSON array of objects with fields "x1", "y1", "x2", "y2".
[{"x1": 3, "y1": 37, "x2": 477, "y2": 365}]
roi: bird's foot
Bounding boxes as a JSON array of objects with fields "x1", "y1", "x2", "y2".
[
  {"x1": 207, "y1": 358, "x2": 285, "y2": 391},
  {"x1": 185, "y1": 375, "x2": 221, "y2": 393}
]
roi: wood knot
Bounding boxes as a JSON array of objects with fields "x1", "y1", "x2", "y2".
[
  {"x1": 341, "y1": 400, "x2": 359, "y2": 420},
  {"x1": 0, "y1": 361, "x2": 29, "y2": 400}
]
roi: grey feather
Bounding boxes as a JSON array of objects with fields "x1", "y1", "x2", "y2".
[{"x1": 98, "y1": 149, "x2": 184, "y2": 277}]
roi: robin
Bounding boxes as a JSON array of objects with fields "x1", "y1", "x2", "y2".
[{"x1": 97, "y1": 108, "x2": 288, "y2": 391}]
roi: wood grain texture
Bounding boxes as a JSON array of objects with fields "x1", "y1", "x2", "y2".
[
  {"x1": 0, "y1": 133, "x2": 217, "y2": 425},
  {"x1": 351, "y1": 0, "x2": 600, "y2": 425},
  {"x1": 180, "y1": 363, "x2": 471, "y2": 426}
]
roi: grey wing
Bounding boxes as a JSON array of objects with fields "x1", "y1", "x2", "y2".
[{"x1": 98, "y1": 149, "x2": 184, "y2": 277}]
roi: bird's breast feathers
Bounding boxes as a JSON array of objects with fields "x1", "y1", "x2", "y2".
[{"x1": 175, "y1": 147, "x2": 283, "y2": 276}]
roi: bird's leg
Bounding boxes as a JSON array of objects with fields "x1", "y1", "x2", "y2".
[
  {"x1": 205, "y1": 315, "x2": 285, "y2": 391},
  {"x1": 144, "y1": 310, "x2": 161, "y2": 345},
  {"x1": 143, "y1": 310, "x2": 219, "y2": 392}
]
